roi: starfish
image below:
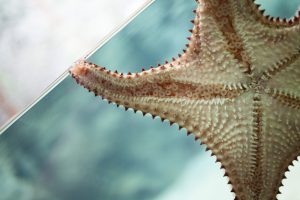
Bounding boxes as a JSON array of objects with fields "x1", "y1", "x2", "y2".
[{"x1": 69, "y1": 0, "x2": 300, "y2": 199}]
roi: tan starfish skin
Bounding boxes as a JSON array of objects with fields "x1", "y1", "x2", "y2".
[{"x1": 69, "y1": 0, "x2": 300, "y2": 199}]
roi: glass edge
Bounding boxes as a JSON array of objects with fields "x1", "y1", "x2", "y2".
[{"x1": 0, "y1": 0, "x2": 155, "y2": 135}]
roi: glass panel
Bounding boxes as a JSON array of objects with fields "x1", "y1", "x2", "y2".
[{"x1": 0, "y1": 0, "x2": 299, "y2": 200}]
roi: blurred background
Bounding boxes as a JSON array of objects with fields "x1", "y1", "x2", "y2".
[
  {"x1": 0, "y1": 0, "x2": 146, "y2": 126},
  {"x1": 0, "y1": 0, "x2": 300, "y2": 200}
]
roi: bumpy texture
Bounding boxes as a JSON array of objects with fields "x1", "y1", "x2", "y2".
[{"x1": 69, "y1": 0, "x2": 300, "y2": 199}]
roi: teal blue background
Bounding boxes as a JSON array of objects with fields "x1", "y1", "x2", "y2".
[{"x1": 0, "y1": 0, "x2": 299, "y2": 200}]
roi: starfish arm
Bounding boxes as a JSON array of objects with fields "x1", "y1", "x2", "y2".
[
  {"x1": 186, "y1": 92, "x2": 258, "y2": 200},
  {"x1": 69, "y1": 58, "x2": 245, "y2": 112},
  {"x1": 256, "y1": 94, "x2": 300, "y2": 199},
  {"x1": 198, "y1": 0, "x2": 300, "y2": 75},
  {"x1": 229, "y1": 0, "x2": 300, "y2": 74},
  {"x1": 194, "y1": 0, "x2": 294, "y2": 75},
  {"x1": 237, "y1": 24, "x2": 300, "y2": 74},
  {"x1": 265, "y1": 54, "x2": 300, "y2": 97},
  {"x1": 189, "y1": 1, "x2": 255, "y2": 75}
]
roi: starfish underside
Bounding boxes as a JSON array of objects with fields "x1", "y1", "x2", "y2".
[{"x1": 69, "y1": 0, "x2": 300, "y2": 199}]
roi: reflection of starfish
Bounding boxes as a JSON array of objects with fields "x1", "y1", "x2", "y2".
[{"x1": 70, "y1": 0, "x2": 300, "y2": 199}]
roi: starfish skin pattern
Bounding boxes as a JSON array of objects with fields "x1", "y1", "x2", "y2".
[{"x1": 70, "y1": 0, "x2": 300, "y2": 199}]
